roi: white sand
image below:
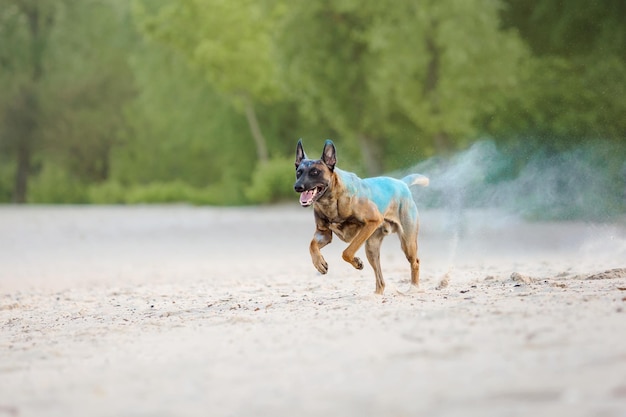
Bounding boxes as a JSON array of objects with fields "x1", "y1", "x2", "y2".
[{"x1": 1, "y1": 205, "x2": 626, "y2": 417}]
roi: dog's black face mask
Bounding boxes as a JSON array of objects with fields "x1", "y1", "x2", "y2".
[
  {"x1": 294, "y1": 160, "x2": 330, "y2": 206},
  {"x1": 294, "y1": 139, "x2": 336, "y2": 207}
]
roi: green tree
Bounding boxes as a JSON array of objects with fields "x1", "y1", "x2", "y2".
[
  {"x1": 117, "y1": 40, "x2": 256, "y2": 189},
  {"x1": 42, "y1": 0, "x2": 136, "y2": 183},
  {"x1": 501, "y1": 0, "x2": 626, "y2": 58},
  {"x1": 0, "y1": 0, "x2": 57, "y2": 202},
  {"x1": 134, "y1": 0, "x2": 283, "y2": 165},
  {"x1": 0, "y1": 0, "x2": 137, "y2": 202},
  {"x1": 276, "y1": 0, "x2": 527, "y2": 174},
  {"x1": 495, "y1": 0, "x2": 626, "y2": 145}
]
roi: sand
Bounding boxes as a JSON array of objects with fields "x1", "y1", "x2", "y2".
[{"x1": 1, "y1": 205, "x2": 626, "y2": 417}]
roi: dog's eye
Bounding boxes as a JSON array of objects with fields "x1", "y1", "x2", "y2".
[
  {"x1": 296, "y1": 170, "x2": 303, "y2": 178},
  {"x1": 310, "y1": 169, "x2": 319, "y2": 176}
]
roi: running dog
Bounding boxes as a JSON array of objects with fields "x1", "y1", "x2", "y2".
[{"x1": 294, "y1": 139, "x2": 428, "y2": 294}]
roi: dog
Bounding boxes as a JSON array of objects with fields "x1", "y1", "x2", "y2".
[{"x1": 294, "y1": 139, "x2": 428, "y2": 294}]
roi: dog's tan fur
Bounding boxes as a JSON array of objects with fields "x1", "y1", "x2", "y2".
[{"x1": 294, "y1": 140, "x2": 427, "y2": 294}]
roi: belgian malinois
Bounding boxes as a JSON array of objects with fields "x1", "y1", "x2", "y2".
[{"x1": 294, "y1": 139, "x2": 428, "y2": 294}]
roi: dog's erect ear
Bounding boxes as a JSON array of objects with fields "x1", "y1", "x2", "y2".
[
  {"x1": 295, "y1": 139, "x2": 307, "y2": 168},
  {"x1": 321, "y1": 139, "x2": 336, "y2": 171}
]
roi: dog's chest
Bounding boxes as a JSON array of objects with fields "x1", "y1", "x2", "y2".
[
  {"x1": 328, "y1": 217, "x2": 397, "y2": 242},
  {"x1": 315, "y1": 195, "x2": 363, "y2": 242},
  {"x1": 327, "y1": 217, "x2": 363, "y2": 242}
]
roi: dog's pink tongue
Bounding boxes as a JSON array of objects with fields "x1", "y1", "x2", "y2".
[{"x1": 299, "y1": 189, "x2": 315, "y2": 205}]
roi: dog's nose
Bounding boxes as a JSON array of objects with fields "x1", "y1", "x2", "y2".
[{"x1": 294, "y1": 184, "x2": 305, "y2": 192}]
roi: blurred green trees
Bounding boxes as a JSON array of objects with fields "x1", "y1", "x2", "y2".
[
  {"x1": 0, "y1": 0, "x2": 624, "y2": 213},
  {"x1": 0, "y1": 0, "x2": 134, "y2": 203},
  {"x1": 495, "y1": 0, "x2": 626, "y2": 145}
]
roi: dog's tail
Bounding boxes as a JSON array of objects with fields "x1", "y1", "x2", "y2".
[{"x1": 401, "y1": 174, "x2": 429, "y2": 187}]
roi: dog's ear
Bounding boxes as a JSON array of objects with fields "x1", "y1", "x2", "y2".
[
  {"x1": 295, "y1": 139, "x2": 307, "y2": 168},
  {"x1": 321, "y1": 139, "x2": 336, "y2": 171}
]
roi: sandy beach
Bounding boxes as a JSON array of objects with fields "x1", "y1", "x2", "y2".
[{"x1": 1, "y1": 204, "x2": 626, "y2": 417}]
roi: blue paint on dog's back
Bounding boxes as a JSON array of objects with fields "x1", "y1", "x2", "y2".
[{"x1": 336, "y1": 169, "x2": 412, "y2": 214}]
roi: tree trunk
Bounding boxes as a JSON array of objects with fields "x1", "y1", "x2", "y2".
[
  {"x1": 243, "y1": 97, "x2": 269, "y2": 164},
  {"x1": 424, "y1": 26, "x2": 452, "y2": 154},
  {"x1": 12, "y1": 139, "x2": 31, "y2": 203},
  {"x1": 358, "y1": 134, "x2": 383, "y2": 176},
  {"x1": 424, "y1": 34, "x2": 439, "y2": 98},
  {"x1": 433, "y1": 131, "x2": 452, "y2": 154},
  {"x1": 9, "y1": 3, "x2": 51, "y2": 203},
  {"x1": 424, "y1": 27, "x2": 452, "y2": 154}
]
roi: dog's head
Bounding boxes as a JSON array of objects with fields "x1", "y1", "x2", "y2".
[{"x1": 294, "y1": 139, "x2": 336, "y2": 207}]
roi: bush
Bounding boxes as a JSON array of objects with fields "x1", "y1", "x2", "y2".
[
  {"x1": 87, "y1": 180, "x2": 249, "y2": 205},
  {"x1": 244, "y1": 157, "x2": 296, "y2": 204},
  {"x1": 0, "y1": 163, "x2": 14, "y2": 202},
  {"x1": 28, "y1": 164, "x2": 88, "y2": 203},
  {"x1": 202, "y1": 180, "x2": 248, "y2": 206},
  {"x1": 87, "y1": 181, "x2": 127, "y2": 204},
  {"x1": 124, "y1": 181, "x2": 194, "y2": 204}
]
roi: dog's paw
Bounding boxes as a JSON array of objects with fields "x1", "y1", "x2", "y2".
[
  {"x1": 353, "y1": 256, "x2": 364, "y2": 270},
  {"x1": 341, "y1": 251, "x2": 363, "y2": 270},
  {"x1": 397, "y1": 284, "x2": 424, "y2": 296},
  {"x1": 313, "y1": 257, "x2": 328, "y2": 274}
]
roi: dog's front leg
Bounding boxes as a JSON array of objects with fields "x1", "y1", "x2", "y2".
[{"x1": 310, "y1": 228, "x2": 332, "y2": 274}]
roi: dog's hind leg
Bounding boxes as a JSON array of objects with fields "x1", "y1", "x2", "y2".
[
  {"x1": 365, "y1": 228, "x2": 386, "y2": 294},
  {"x1": 399, "y1": 228, "x2": 420, "y2": 288},
  {"x1": 398, "y1": 202, "x2": 421, "y2": 288}
]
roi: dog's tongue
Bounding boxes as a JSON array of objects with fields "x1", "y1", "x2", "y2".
[{"x1": 299, "y1": 189, "x2": 317, "y2": 206}]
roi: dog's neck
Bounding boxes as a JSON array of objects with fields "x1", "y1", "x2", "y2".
[{"x1": 313, "y1": 169, "x2": 349, "y2": 217}]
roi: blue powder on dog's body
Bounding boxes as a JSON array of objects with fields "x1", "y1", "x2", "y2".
[{"x1": 336, "y1": 169, "x2": 412, "y2": 215}]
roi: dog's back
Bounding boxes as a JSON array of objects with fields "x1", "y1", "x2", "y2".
[{"x1": 336, "y1": 169, "x2": 414, "y2": 215}]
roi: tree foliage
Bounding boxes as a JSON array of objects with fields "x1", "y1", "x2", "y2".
[
  {"x1": 0, "y1": 0, "x2": 623, "y2": 217},
  {"x1": 277, "y1": 0, "x2": 527, "y2": 174},
  {"x1": 495, "y1": 0, "x2": 626, "y2": 146},
  {"x1": 134, "y1": 0, "x2": 283, "y2": 163},
  {"x1": 0, "y1": 0, "x2": 135, "y2": 201},
  {"x1": 0, "y1": 0, "x2": 58, "y2": 202}
]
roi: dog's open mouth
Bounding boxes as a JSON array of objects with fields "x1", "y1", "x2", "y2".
[{"x1": 299, "y1": 186, "x2": 326, "y2": 207}]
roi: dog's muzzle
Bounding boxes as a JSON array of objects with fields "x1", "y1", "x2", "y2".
[{"x1": 297, "y1": 186, "x2": 326, "y2": 207}]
